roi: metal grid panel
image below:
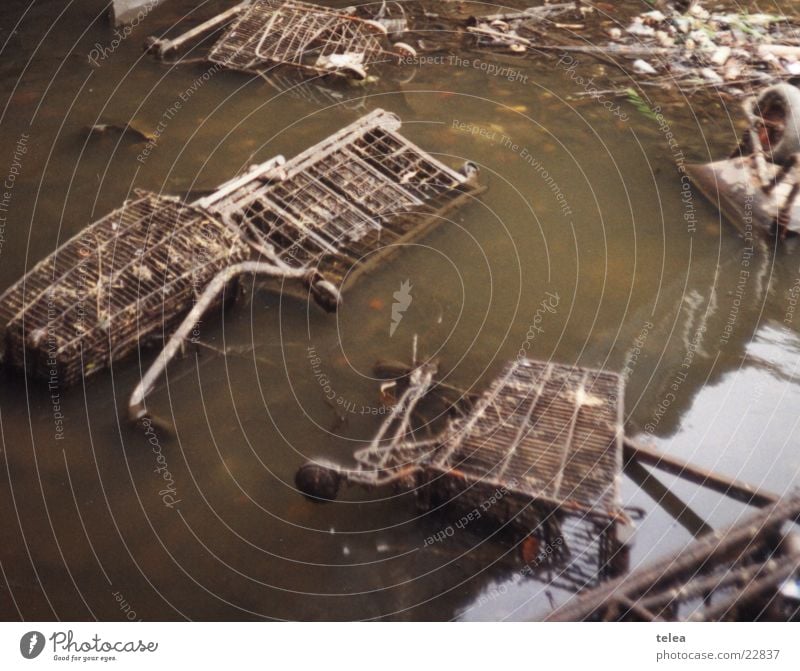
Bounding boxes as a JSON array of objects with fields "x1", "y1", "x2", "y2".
[
  {"x1": 214, "y1": 110, "x2": 478, "y2": 285},
  {"x1": 432, "y1": 359, "x2": 623, "y2": 519},
  {"x1": 0, "y1": 193, "x2": 250, "y2": 384},
  {"x1": 208, "y1": 0, "x2": 387, "y2": 75}
]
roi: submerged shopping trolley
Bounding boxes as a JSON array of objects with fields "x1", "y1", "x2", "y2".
[
  {"x1": 148, "y1": 0, "x2": 416, "y2": 80},
  {"x1": 0, "y1": 110, "x2": 481, "y2": 420},
  {"x1": 296, "y1": 357, "x2": 629, "y2": 589}
]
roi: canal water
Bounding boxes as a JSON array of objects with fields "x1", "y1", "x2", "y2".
[{"x1": 1, "y1": 0, "x2": 799, "y2": 620}]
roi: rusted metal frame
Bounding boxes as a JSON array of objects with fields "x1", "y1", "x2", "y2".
[
  {"x1": 331, "y1": 183, "x2": 483, "y2": 293},
  {"x1": 195, "y1": 155, "x2": 286, "y2": 210},
  {"x1": 279, "y1": 110, "x2": 403, "y2": 178},
  {"x1": 50, "y1": 252, "x2": 249, "y2": 361},
  {"x1": 265, "y1": 164, "x2": 390, "y2": 252},
  {"x1": 0, "y1": 198, "x2": 159, "y2": 326},
  {"x1": 22, "y1": 201, "x2": 246, "y2": 352},
  {"x1": 327, "y1": 145, "x2": 424, "y2": 208},
  {"x1": 365, "y1": 126, "x2": 470, "y2": 189},
  {"x1": 624, "y1": 438, "x2": 780, "y2": 508},
  {"x1": 545, "y1": 494, "x2": 800, "y2": 621},
  {"x1": 551, "y1": 370, "x2": 591, "y2": 500},
  {"x1": 2, "y1": 198, "x2": 193, "y2": 330},
  {"x1": 247, "y1": 195, "x2": 342, "y2": 258},
  {"x1": 347, "y1": 367, "x2": 439, "y2": 486},
  {"x1": 250, "y1": 7, "x2": 332, "y2": 68},
  {"x1": 431, "y1": 363, "x2": 521, "y2": 468},
  {"x1": 245, "y1": 2, "x2": 387, "y2": 72}
]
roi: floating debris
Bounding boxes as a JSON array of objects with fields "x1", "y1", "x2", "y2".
[
  {"x1": 86, "y1": 121, "x2": 155, "y2": 143},
  {"x1": 462, "y1": 1, "x2": 800, "y2": 97},
  {"x1": 0, "y1": 111, "x2": 482, "y2": 412},
  {"x1": 466, "y1": 2, "x2": 575, "y2": 52},
  {"x1": 613, "y1": 3, "x2": 800, "y2": 95}
]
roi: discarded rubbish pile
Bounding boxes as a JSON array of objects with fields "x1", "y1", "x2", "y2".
[
  {"x1": 147, "y1": 0, "x2": 416, "y2": 79},
  {"x1": 612, "y1": 3, "x2": 800, "y2": 94},
  {"x1": 688, "y1": 83, "x2": 800, "y2": 236},
  {"x1": 465, "y1": 1, "x2": 800, "y2": 97},
  {"x1": 547, "y1": 493, "x2": 800, "y2": 622},
  {"x1": 297, "y1": 358, "x2": 630, "y2": 590},
  {"x1": 0, "y1": 110, "x2": 481, "y2": 412}
]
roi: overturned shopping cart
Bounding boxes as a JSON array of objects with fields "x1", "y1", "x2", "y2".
[
  {"x1": 148, "y1": 0, "x2": 416, "y2": 80},
  {"x1": 297, "y1": 357, "x2": 630, "y2": 589},
  {"x1": 0, "y1": 110, "x2": 481, "y2": 421}
]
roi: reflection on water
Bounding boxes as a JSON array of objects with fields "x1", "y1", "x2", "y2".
[{"x1": 1, "y1": 0, "x2": 800, "y2": 621}]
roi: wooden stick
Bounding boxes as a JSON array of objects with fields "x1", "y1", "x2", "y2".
[{"x1": 624, "y1": 438, "x2": 779, "y2": 508}]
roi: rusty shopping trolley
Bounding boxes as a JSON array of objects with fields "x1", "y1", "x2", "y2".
[
  {"x1": 148, "y1": 0, "x2": 416, "y2": 80},
  {"x1": 0, "y1": 110, "x2": 481, "y2": 422},
  {"x1": 297, "y1": 357, "x2": 629, "y2": 589}
]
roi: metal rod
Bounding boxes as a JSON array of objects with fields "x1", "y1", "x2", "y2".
[
  {"x1": 127, "y1": 260, "x2": 310, "y2": 423},
  {"x1": 624, "y1": 458, "x2": 713, "y2": 539},
  {"x1": 624, "y1": 438, "x2": 779, "y2": 508},
  {"x1": 148, "y1": 2, "x2": 248, "y2": 58}
]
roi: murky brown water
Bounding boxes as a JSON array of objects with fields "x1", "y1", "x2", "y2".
[{"x1": 2, "y1": 0, "x2": 800, "y2": 621}]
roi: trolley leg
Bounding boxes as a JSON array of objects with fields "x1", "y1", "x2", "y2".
[{"x1": 127, "y1": 261, "x2": 309, "y2": 424}]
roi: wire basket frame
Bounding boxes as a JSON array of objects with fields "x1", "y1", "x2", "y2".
[
  {"x1": 205, "y1": 109, "x2": 480, "y2": 290},
  {"x1": 300, "y1": 357, "x2": 628, "y2": 591},
  {"x1": 208, "y1": 0, "x2": 393, "y2": 78},
  {"x1": 0, "y1": 194, "x2": 250, "y2": 386},
  {"x1": 345, "y1": 358, "x2": 625, "y2": 523}
]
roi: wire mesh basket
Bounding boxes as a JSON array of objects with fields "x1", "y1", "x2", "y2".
[
  {"x1": 146, "y1": 0, "x2": 414, "y2": 79},
  {"x1": 0, "y1": 194, "x2": 250, "y2": 386},
  {"x1": 208, "y1": 109, "x2": 479, "y2": 289}
]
